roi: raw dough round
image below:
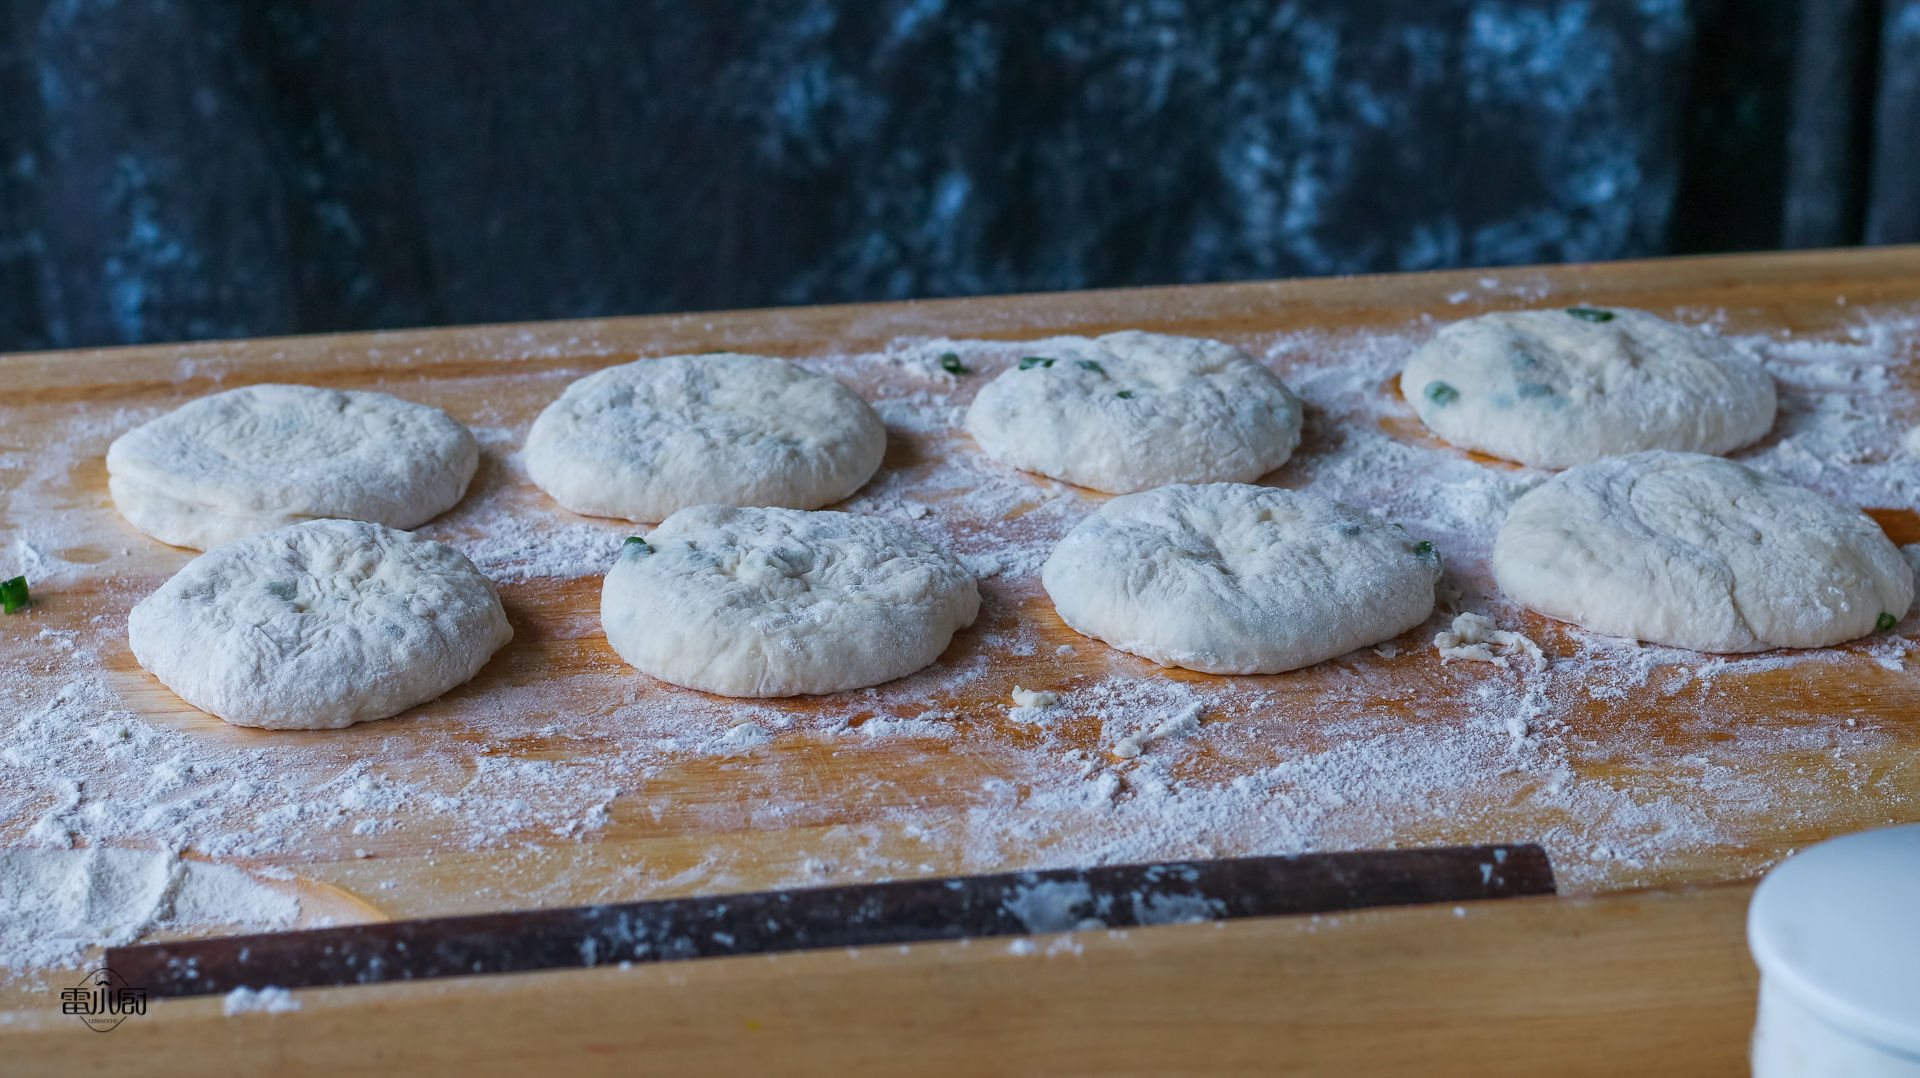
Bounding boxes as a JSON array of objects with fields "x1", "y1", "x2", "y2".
[
  {"x1": 1494, "y1": 451, "x2": 1913, "y2": 652},
  {"x1": 1041, "y1": 483, "x2": 1442, "y2": 674},
  {"x1": 525, "y1": 354, "x2": 886, "y2": 522},
  {"x1": 108, "y1": 384, "x2": 480, "y2": 550},
  {"x1": 602, "y1": 505, "x2": 979, "y2": 697},
  {"x1": 964, "y1": 331, "x2": 1303, "y2": 493},
  {"x1": 128, "y1": 519, "x2": 513, "y2": 729},
  {"x1": 1401, "y1": 307, "x2": 1775, "y2": 468}
]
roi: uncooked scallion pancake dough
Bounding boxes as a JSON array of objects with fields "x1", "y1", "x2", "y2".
[
  {"x1": 1041, "y1": 483, "x2": 1442, "y2": 674},
  {"x1": 525, "y1": 354, "x2": 886, "y2": 522},
  {"x1": 1401, "y1": 307, "x2": 1775, "y2": 468},
  {"x1": 128, "y1": 519, "x2": 513, "y2": 730},
  {"x1": 963, "y1": 331, "x2": 1303, "y2": 493},
  {"x1": 1494, "y1": 451, "x2": 1913, "y2": 652},
  {"x1": 107, "y1": 384, "x2": 479, "y2": 550},
  {"x1": 602, "y1": 505, "x2": 979, "y2": 697}
]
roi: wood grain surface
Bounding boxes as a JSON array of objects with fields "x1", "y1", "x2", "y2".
[{"x1": 5, "y1": 247, "x2": 1919, "y2": 1073}]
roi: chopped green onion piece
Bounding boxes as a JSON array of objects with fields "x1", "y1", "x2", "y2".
[
  {"x1": 939, "y1": 352, "x2": 969, "y2": 375},
  {"x1": 1018, "y1": 356, "x2": 1055, "y2": 370},
  {"x1": 0, "y1": 575, "x2": 26, "y2": 614},
  {"x1": 623, "y1": 536, "x2": 651, "y2": 555},
  {"x1": 1424, "y1": 381, "x2": 1459, "y2": 405},
  {"x1": 1566, "y1": 307, "x2": 1614, "y2": 323},
  {"x1": 1415, "y1": 541, "x2": 1433, "y2": 557},
  {"x1": 1877, "y1": 612, "x2": 1898, "y2": 632},
  {"x1": 1114, "y1": 390, "x2": 1135, "y2": 399},
  {"x1": 1076, "y1": 359, "x2": 1105, "y2": 374}
]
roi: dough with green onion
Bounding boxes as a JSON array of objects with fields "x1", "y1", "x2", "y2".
[
  {"x1": 963, "y1": 331, "x2": 1302, "y2": 493},
  {"x1": 128, "y1": 519, "x2": 512, "y2": 729},
  {"x1": 1042, "y1": 483, "x2": 1442, "y2": 673},
  {"x1": 1402, "y1": 307, "x2": 1775, "y2": 468},
  {"x1": 526, "y1": 354, "x2": 885, "y2": 523},
  {"x1": 108, "y1": 384, "x2": 478, "y2": 550},
  {"x1": 602, "y1": 506, "x2": 978, "y2": 697},
  {"x1": 1494, "y1": 451, "x2": 1912, "y2": 651}
]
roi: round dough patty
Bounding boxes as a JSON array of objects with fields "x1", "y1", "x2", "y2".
[
  {"x1": 602, "y1": 505, "x2": 979, "y2": 697},
  {"x1": 1494, "y1": 451, "x2": 1913, "y2": 652},
  {"x1": 1041, "y1": 483, "x2": 1442, "y2": 674},
  {"x1": 964, "y1": 331, "x2": 1303, "y2": 493},
  {"x1": 1402, "y1": 307, "x2": 1775, "y2": 469},
  {"x1": 525, "y1": 354, "x2": 886, "y2": 522},
  {"x1": 108, "y1": 384, "x2": 479, "y2": 550},
  {"x1": 128, "y1": 519, "x2": 513, "y2": 729}
]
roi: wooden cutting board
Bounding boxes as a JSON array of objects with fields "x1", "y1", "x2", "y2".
[{"x1": 4, "y1": 247, "x2": 1919, "y2": 1075}]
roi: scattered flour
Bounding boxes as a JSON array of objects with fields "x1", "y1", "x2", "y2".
[
  {"x1": 222, "y1": 985, "x2": 301, "y2": 1015},
  {"x1": 0, "y1": 848, "x2": 298, "y2": 970}
]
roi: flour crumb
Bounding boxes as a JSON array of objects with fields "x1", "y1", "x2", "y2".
[
  {"x1": 707, "y1": 722, "x2": 772, "y2": 755},
  {"x1": 222, "y1": 985, "x2": 301, "y2": 1016},
  {"x1": 1006, "y1": 938, "x2": 1039, "y2": 956},
  {"x1": 959, "y1": 553, "x2": 1004, "y2": 579},
  {"x1": 1089, "y1": 771, "x2": 1123, "y2": 806},
  {"x1": 1113, "y1": 703, "x2": 1204, "y2": 759},
  {"x1": 1435, "y1": 612, "x2": 1548, "y2": 672}
]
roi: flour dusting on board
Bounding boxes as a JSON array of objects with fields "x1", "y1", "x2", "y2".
[{"x1": 3, "y1": 300, "x2": 1918, "y2": 979}]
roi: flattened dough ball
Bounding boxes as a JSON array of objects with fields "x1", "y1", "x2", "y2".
[
  {"x1": 1402, "y1": 307, "x2": 1775, "y2": 468},
  {"x1": 525, "y1": 354, "x2": 886, "y2": 522},
  {"x1": 964, "y1": 331, "x2": 1303, "y2": 493},
  {"x1": 1494, "y1": 451, "x2": 1913, "y2": 652},
  {"x1": 128, "y1": 519, "x2": 513, "y2": 730},
  {"x1": 602, "y1": 506, "x2": 979, "y2": 697},
  {"x1": 1041, "y1": 483, "x2": 1442, "y2": 674},
  {"x1": 108, "y1": 384, "x2": 479, "y2": 550}
]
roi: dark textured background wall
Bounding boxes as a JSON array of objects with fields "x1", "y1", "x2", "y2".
[{"x1": 0, "y1": 0, "x2": 1914, "y2": 353}]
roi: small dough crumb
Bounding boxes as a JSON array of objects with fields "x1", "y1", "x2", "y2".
[
  {"x1": 1010, "y1": 685, "x2": 1060, "y2": 708},
  {"x1": 1113, "y1": 703, "x2": 1203, "y2": 759},
  {"x1": 1434, "y1": 612, "x2": 1547, "y2": 672},
  {"x1": 1008, "y1": 685, "x2": 1063, "y2": 724}
]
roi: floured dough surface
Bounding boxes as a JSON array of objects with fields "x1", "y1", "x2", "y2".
[
  {"x1": 602, "y1": 505, "x2": 979, "y2": 697},
  {"x1": 1494, "y1": 451, "x2": 1913, "y2": 652},
  {"x1": 1041, "y1": 483, "x2": 1442, "y2": 674},
  {"x1": 107, "y1": 384, "x2": 479, "y2": 550},
  {"x1": 128, "y1": 519, "x2": 513, "y2": 729},
  {"x1": 964, "y1": 331, "x2": 1303, "y2": 493},
  {"x1": 1402, "y1": 307, "x2": 1775, "y2": 468},
  {"x1": 525, "y1": 354, "x2": 886, "y2": 522}
]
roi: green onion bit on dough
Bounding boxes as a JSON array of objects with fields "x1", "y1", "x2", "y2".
[
  {"x1": 1018, "y1": 356, "x2": 1055, "y2": 370},
  {"x1": 1115, "y1": 390, "x2": 1135, "y2": 399},
  {"x1": 624, "y1": 536, "x2": 651, "y2": 556},
  {"x1": 939, "y1": 352, "x2": 968, "y2": 375},
  {"x1": 1076, "y1": 359, "x2": 1105, "y2": 373},
  {"x1": 1878, "y1": 612, "x2": 1898, "y2": 632},
  {"x1": 1566, "y1": 307, "x2": 1614, "y2": 323},
  {"x1": 1424, "y1": 381, "x2": 1459, "y2": 405},
  {"x1": 0, "y1": 575, "x2": 28, "y2": 614}
]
